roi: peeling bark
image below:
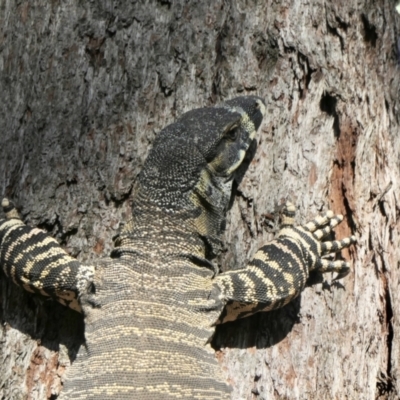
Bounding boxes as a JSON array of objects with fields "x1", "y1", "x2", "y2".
[{"x1": 0, "y1": 1, "x2": 399, "y2": 399}]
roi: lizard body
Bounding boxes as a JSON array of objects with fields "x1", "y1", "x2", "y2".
[{"x1": 0, "y1": 96, "x2": 355, "y2": 399}]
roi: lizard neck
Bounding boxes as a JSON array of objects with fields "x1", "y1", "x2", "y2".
[{"x1": 113, "y1": 181, "x2": 231, "y2": 262}]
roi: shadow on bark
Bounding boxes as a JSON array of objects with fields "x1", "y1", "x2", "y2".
[
  {"x1": 212, "y1": 297, "x2": 301, "y2": 350},
  {"x1": 1, "y1": 279, "x2": 85, "y2": 362}
]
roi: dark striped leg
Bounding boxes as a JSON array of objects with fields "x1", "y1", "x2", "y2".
[
  {"x1": 0, "y1": 198, "x2": 95, "y2": 312},
  {"x1": 214, "y1": 202, "x2": 356, "y2": 323}
]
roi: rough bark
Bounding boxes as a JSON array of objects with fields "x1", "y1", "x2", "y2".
[{"x1": 0, "y1": 1, "x2": 399, "y2": 399}]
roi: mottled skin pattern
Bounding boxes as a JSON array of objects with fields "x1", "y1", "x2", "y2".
[{"x1": 0, "y1": 96, "x2": 356, "y2": 399}]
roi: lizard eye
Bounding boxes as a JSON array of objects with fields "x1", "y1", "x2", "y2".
[{"x1": 225, "y1": 127, "x2": 239, "y2": 141}]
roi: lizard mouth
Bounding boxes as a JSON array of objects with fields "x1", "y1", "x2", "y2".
[{"x1": 224, "y1": 149, "x2": 248, "y2": 176}]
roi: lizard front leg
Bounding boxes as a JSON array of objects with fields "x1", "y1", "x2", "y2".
[
  {"x1": 213, "y1": 202, "x2": 356, "y2": 323},
  {"x1": 0, "y1": 198, "x2": 95, "y2": 312}
]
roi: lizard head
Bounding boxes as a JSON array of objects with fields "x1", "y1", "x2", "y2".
[
  {"x1": 196, "y1": 96, "x2": 266, "y2": 178},
  {"x1": 139, "y1": 96, "x2": 266, "y2": 212}
]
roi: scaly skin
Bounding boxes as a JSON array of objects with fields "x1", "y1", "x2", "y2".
[{"x1": 0, "y1": 96, "x2": 356, "y2": 399}]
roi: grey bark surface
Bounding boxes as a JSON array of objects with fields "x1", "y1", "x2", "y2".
[{"x1": 0, "y1": 1, "x2": 399, "y2": 399}]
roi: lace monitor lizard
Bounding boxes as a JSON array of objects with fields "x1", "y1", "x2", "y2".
[{"x1": 0, "y1": 96, "x2": 356, "y2": 399}]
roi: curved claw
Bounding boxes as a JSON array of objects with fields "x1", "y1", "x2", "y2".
[{"x1": 333, "y1": 268, "x2": 351, "y2": 281}]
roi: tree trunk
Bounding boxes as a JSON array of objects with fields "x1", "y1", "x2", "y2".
[{"x1": 0, "y1": 1, "x2": 399, "y2": 399}]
